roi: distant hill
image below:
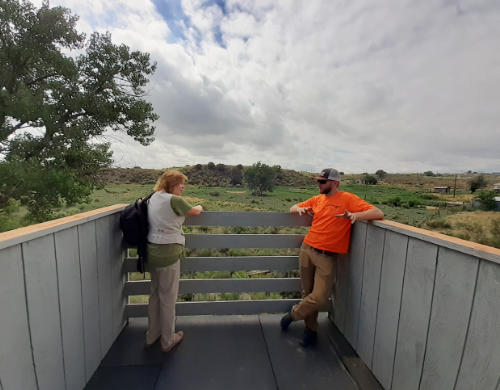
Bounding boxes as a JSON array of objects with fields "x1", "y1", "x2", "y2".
[{"x1": 98, "y1": 164, "x2": 315, "y2": 187}]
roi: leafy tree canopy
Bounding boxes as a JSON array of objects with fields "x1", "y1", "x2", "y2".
[
  {"x1": 243, "y1": 162, "x2": 277, "y2": 196},
  {"x1": 0, "y1": 0, "x2": 158, "y2": 220},
  {"x1": 364, "y1": 174, "x2": 378, "y2": 185},
  {"x1": 375, "y1": 169, "x2": 387, "y2": 179},
  {"x1": 469, "y1": 175, "x2": 487, "y2": 193}
]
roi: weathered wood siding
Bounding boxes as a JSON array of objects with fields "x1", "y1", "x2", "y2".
[
  {"x1": 333, "y1": 220, "x2": 500, "y2": 390},
  {"x1": 0, "y1": 206, "x2": 126, "y2": 390}
]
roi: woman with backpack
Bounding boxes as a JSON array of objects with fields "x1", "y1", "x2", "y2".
[{"x1": 145, "y1": 170, "x2": 203, "y2": 352}]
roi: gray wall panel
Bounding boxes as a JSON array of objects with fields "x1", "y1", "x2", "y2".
[
  {"x1": 392, "y1": 238, "x2": 437, "y2": 390},
  {"x1": 0, "y1": 246, "x2": 37, "y2": 390},
  {"x1": 357, "y1": 224, "x2": 385, "y2": 367},
  {"x1": 109, "y1": 214, "x2": 126, "y2": 339},
  {"x1": 455, "y1": 260, "x2": 500, "y2": 390},
  {"x1": 78, "y1": 221, "x2": 101, "y2": 380},
  {"x1": 54, "y1": 227, "x2": 86, "y2": 390},
  {"x1": 419, "y1": 248, "x2": 478, "y2": 390},
  {"x1": 371, "y1": 231, "x2": 408, "y2": 389},
  {"x1": 23, "y1": 235, "x2": 66, "y2": 390},
  {"x1": 333, "y1": 253, "x2": 350, "y2": 333},
  {"x1": 96, "y1": 217, "x2": 114, "y2": 355},
  {"x1": 343, "y1": 222, "x2": 368, "y2": 348}
]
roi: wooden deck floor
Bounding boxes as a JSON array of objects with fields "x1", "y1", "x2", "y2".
[{"x1": 85, "y1": 314, "x2": 382, "y2": 390}]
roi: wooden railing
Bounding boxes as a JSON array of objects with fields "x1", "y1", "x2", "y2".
[{"x1": 124, "y1": 211, "x2": 313, "y2": 317}]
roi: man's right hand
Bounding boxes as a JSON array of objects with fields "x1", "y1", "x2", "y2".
[{"x1": 290, "y1": 205, "x2": 312, "y2": 216}]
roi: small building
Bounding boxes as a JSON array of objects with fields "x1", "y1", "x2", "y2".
[
  {"x1": 494, "y1": 183, "x2": 500, "y2": 193},
  {"x1": 434, "y1": 186, "x2": 450, "y2": 193}
]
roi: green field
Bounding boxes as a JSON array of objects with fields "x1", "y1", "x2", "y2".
[
  {"x1": 82, "y1": 182, "x2": 466, "y2": 228},
  {"x1": 3, "y1": 181, "x2": 498, "y2": 304},
  {"x1": 0, "y1": 182, "x2": 471, "y2": 233}
]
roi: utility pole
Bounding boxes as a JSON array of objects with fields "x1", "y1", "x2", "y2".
[{"x1": 453, "y1": 174, "x2": 457, "y2": 197}]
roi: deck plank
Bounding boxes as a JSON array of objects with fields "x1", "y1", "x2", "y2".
[
  {"x1": 260, "y1": 314, "x2": 359, "y2": 390},
  {"x1": 154, "y1": 315, "x2": 276, "y2": 390}
]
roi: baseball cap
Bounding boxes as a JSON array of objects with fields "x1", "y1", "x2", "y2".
[{"x1": 312, "y1": 168, "x2": 341, "y2": 182}]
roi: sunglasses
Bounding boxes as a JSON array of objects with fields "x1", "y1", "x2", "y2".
[{"x1": 317, "y1": 179, "x2": 328, "y2": 184}]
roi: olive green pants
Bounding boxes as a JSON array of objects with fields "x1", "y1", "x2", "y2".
[{"x1": 292, "y1": 243, "x2": 337, "y2": 331}]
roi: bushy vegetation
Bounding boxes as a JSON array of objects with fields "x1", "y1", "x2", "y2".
[
  {"x1": 469, "y1": 175, "x2": 487, "y2": 193},
  {"x1": 475, "y1": 190, "x2": 497, "y2": 210},
  {"x1": 364, "y1": 174, "x2": 378, "y2": 185},
  {"x1": 243, "y1": 162, "x2": 278, "y2": 196}
]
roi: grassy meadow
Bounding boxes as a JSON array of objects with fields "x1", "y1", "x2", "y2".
[
  {"x1": 3, "y1": 180, "x2": 499, "y2": 246},
  {"x1": 3, "y1": 177, "x2": 498, "y2": 304}
]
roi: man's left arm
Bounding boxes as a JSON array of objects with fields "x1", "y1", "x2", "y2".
[{"x1": 336, "y1": 206, "x2": 384, "y2": 224}]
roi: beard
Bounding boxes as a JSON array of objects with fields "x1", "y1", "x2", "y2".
[{"x1": 319, "y1": 185, "x2": 331, "y2": 194}]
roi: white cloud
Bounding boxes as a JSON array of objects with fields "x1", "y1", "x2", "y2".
[{"x1": 41, "y1": 0, "x2": 500, "y2": 172}]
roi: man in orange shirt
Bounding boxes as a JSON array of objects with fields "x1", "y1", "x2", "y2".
[{"x1": 281, "y1": 168, "x2": 384, "y2": 347}]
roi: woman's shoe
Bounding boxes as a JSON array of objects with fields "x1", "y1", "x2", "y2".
[{"x1": 161, "y1": 331, "x2": 184, "y2": 353}]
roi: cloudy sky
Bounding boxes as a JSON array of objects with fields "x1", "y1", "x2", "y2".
[{"x1": 35, "y1": 0, "x2": 500, "y2": 173}]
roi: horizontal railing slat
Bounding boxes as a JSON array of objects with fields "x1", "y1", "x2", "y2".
[
  {"x1": 125, "y1": 278, "x2": 300, "y2": 295},
  {"x1": 124, "y1": 256, "x2": 299, "y2": 273},
  {"x1": 185, "y1": 212, "x2": 312, "y2": 227},
  {"x1": 185, "y1": 234, "x2": 304, "y2": 248},
  {"x1": 126, "y1": 299, "x2": 301, "y2": 317}
]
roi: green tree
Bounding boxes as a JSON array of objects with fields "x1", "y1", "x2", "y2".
[
  {"x1": 475, "y1": 190, "x2": 496, "y2": 210},
  {"x1": 469, "y1": 175, "x2": 487, "y2": 193},
  {"x1": 424, "y1": 171, "x2": 435, "y2": 177},
  {"x1": 230, "y1": 165, "x2": 243, "y2": 185},
  {"x1": 375, "y1": 169, "x2": 387, "y2": 179},
  {"x1": 364, "y1": 174, "x2": 378, "y2": 185},
  {"x1": 0, "y1": 0, "x2": 158, "y2": 220},
  {"x1": 243, "y1": 162, "x2": 277, "y2": 196}
]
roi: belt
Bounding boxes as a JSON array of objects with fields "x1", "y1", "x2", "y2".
[{"x1": 306, "y1": 244, "x2": 337, "y2": 257}]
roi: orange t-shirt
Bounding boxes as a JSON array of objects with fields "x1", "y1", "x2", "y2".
[{"x1": 298, "y1": 191, "x2": 375, "y2": 254}]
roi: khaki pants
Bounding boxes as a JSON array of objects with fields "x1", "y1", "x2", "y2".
[
  {"x1": 146, "y1": 260, "x2": 180, "y2": 349},
  {"x1": 292, "y1": 243, "x2": 337, "y2": 331}
]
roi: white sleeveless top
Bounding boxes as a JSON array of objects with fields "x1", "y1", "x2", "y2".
[{"x1": 147, "y1": 191, "x2": 186, "y2": 245}]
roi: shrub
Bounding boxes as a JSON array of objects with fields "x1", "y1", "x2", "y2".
[
  {"x1": 469, "y1": 175, "x2": 487, "y2": 193},
  {"x1": 426, "y1": 218, "x2": 452, "y2": 229},
  {"x1": 230, "y1": 166, "x2": 243, "y2": 185},
  {"x1": 475, "y1": 190, "x2": 496, "y2": 210},
  {"x1": 424, "y1": 171, "x2": 435, "y2": 176},
  {"x1": 375, "y1": 169, "x2": 387, "y2": 179},
  {"x1": 364, "y1": 175, "x2": 378, "y2": 185},
  {"x1": 421, "y1": 194, "x2": 438, "y2": 200},
  {"x1": 387, "y1": 196, "x2": 401, "y2": 207},
  {"x1": 407, "y1": 199, "x2": 420, "y2": 208}
]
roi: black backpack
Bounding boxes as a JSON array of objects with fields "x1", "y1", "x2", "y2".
[{"x1": 119, "y1": 192, "x2": 154, "y2": 273}]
